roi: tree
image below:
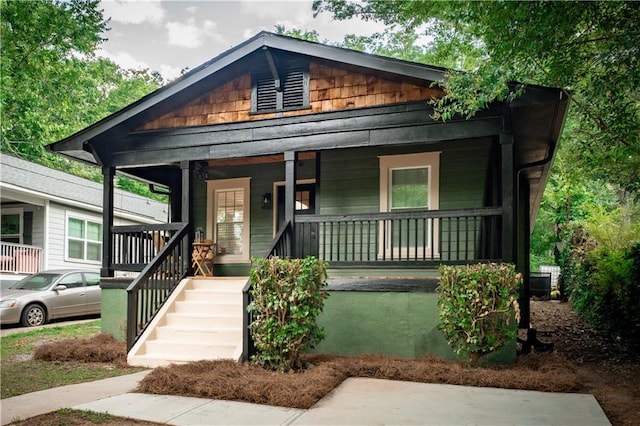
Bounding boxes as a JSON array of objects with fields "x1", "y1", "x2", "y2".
[
  {"x1": 313, "y1": 1, "x2": 640, "y2": 197},
  {"x1": 1, "y1": 0, "x2": 161, "y2": 174}
]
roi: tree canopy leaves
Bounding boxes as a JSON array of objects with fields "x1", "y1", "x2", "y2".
[
  {"x1": 1, "y1": 0, "x2": 162, "y2": 181},
  {"x1": 314, "y1": 0, "x2": 640, "y2": 196}
]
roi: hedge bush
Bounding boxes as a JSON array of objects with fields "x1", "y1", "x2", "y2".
[
  {"x1": 248, "y1": 256, "x2": 328, "y2": 372},
  {"x1": 437, "y1": 263, "x2": 521, "y2": 365}
]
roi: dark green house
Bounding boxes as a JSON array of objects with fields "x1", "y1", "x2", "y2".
[{"x1": 47, "y1": 32, "x2": 568, "y2": 367}]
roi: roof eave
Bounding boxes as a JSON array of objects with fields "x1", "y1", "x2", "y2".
[{"x1": 46, "y1": 32, "x2": 448, "y2": 158}]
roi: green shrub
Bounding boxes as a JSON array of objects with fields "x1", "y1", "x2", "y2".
[
  {"x1": 248, "y1": 256, "x2": 328, "y2": 372},
  {"x1": 559, "y1": 207, "x2": 640, "y2": 341},
  {"x1": 570, "y1": 244, "x2": 640, "y2": 340},
  {"x1": 437, "y1": 263, "x2": 521, "y2": 365}
]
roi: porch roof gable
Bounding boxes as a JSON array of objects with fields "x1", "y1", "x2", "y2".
[{"x1": 46, "y1": 31, "x2": 448, "y2": 164}]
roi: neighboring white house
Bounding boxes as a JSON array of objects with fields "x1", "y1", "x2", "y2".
[{"x1": 0, "y1": 154, "x2": 168, "y2": 287}]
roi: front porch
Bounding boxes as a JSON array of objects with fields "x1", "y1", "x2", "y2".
[{"x1": 102, "y1": 204, "x2": 507, "y2": 365}]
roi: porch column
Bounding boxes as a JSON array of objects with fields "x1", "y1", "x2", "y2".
[
  {"x1": 284, "y1": 151, "x2": 297, "y2": 256},
  {"x1": 500, "y1": 129, "x2": 515, "y2": 264},
  {"x1": 101, "y1": 166, "x2": 115, "y2": 277},
  {"x1": 181, "y1": 161, "x2": 193, "y2": 274},
  {"x1": 518, "y1": 176, "x2": 531, "y2": 328}
]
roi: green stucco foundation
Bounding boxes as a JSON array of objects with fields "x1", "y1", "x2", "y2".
[
  {"x1": 311, "y1": 286, "x2": 516, "y2": 364},
  {"x1": 99, "y1": 276, "x2": 516, "y2": 364},
  {"x1": 100, "y1": 278, "x2": 131, "y2": 341}
]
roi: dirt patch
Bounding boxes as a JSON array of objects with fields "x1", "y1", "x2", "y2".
[
  {"x1": 9, "y1": 410, "x2": 162, "y2": 426},
  {"x1": 529, "y1": 300, "x2": 640, "y2": 426}
]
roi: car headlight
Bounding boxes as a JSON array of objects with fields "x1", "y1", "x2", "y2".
[{"x1": 0, "y1": 299, "x2": 17, "y2": 308}]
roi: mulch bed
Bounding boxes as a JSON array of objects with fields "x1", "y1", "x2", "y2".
[{"x1": 136, "y1": 352, "x2": 582, "y2": 409}]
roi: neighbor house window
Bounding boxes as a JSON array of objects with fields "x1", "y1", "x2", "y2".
[
  {"x1": 379, "y1": 152, "x2": 440, "y2": 258},
  {"x1": 251, "y1": 63, "x2": 309, "y2": 113},
  {"x1": 1, "y1": 209, "x2": 23, "y2": 244},
  {"x1": 66, "y1": 214, "x2": 102, "y2": 262},
  {"x1": 206, "y1": 178, "x2": 251, "y2": 263}
]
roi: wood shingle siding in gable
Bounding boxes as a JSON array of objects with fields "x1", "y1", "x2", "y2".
[{"x1": 138, "y1": 62, "x2": 444, "y2": 131}]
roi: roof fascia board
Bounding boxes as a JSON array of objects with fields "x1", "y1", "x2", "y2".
[
  {"x1": 47, "y1": 35, "x2": 269, "y2": 153},
  {"x1": 49, "y1": 32, "x2": 451, "y2": 153},
  {"x1": 262, "y1": 33, "x2": 447, "y2": 83}
]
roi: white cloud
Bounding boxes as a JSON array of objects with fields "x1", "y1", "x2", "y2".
[
  {"x1": 159, "y1": 64, "x2": 183, "y2": 81},
  {"x1": 100, "y1": 0, "x2": 165, "y2": 25},
  {"x1": 165, "y1": 18, "x2": 226, "y2": 48},
  {"x1": 237, "y1": 0, "x2": 386, "y2": 43},
  {"x1": 97, "y1": 48, "x2": 150, "y2": 70}
]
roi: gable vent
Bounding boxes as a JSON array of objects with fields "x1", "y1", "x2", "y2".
[
  {"x1": 253, "y1": 63, "x2": 309, "y2": 113},
  {"x1": 282, "y1": 68, "x2": 305, "y2": 109},
  {"x1": 256, "y1": 72, "x2": 277, "y2": 112}
]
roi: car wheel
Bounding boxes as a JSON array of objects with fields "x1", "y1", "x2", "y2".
[{"x1": 21, "y1": 304, "x2": 46, "y2": 327}]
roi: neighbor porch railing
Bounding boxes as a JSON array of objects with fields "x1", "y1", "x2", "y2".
[
  {"x1": 0, "y1": 242, "x2": 43, "y2": 274},
  {"x1": 125, "y1": 223, "x2": 190, "y2": 351}
]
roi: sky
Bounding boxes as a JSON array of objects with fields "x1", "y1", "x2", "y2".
[{"x1": 97, "y1": 0, "x2": 386, "y2": 80}]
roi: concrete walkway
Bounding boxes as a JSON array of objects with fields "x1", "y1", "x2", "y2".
[{"x1": 1, "y1": 373, "x2": 611, "y2": 425}]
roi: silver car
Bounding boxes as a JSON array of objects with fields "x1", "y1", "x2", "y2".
[{"x1": 0, "y1": 269, "x2": 101, "y2": 327}]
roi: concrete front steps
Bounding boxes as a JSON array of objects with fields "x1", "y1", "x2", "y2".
[{"x1": 127, "y1": 276, "x2": 248, "y2": 368}]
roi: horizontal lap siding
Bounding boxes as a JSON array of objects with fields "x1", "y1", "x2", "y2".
[
  {"x1": 320, "y1": 140, "x2": 493, "y2": 261},
  {"x1": 192, "y1": 161, "x2": 316, "y2": 260},
  {"x1": 138, "y1": 63, "x2": 444, "y2": 131}
]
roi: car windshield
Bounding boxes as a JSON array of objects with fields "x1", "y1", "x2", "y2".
[{"x1": 11, "y1": 273, "x2": 62, "y2": 291}]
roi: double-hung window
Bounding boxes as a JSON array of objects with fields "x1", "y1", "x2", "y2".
[
  {"x1": 66, "y1": 214, "x2": 102, "y2": 262},
  {"x1": 206, "y1": 178, "x2": 251, "y2": 263},
  {"x1": 379, "y1": 152, "x2": 440, "y2": 259}
]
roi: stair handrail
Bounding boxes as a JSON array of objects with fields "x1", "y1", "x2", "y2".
[
  {"x1": 126, "y1": 222, "x2": 190, "y2": 351},
  {"x1": 242, "y1": 219, "x2": 293, "y2": 360}
]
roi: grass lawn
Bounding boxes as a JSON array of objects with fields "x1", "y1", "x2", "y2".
[{"x1": 1, "y1": 321, "x2": 145, "y2": 399}]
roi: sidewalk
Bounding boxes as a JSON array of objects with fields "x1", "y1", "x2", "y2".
[{"x1": 2, "y1": 373, "x2": 611, "y2": 425}]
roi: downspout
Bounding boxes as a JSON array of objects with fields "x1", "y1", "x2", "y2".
[{"x1": 513, "y1": 92, "x2": 565, "y2": 353}]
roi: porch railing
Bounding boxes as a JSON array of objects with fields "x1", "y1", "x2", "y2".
[
  {"x1": 125, "y1": 223, "x2": 189, "y2": 351},
  {"x1": 0, "y1": 242, "x2": 42, "y2": 274},
  {"x1": 295, "y1": 207, "x2": 503, "y2": 267},
  {"x1": 241, "y1": 208, "x2": 502, "y2": 360},
  {"x1": 111, "y1": 223, "x2": 184, "y2": 272}
]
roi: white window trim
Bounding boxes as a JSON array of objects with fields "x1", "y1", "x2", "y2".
[
  {"x1": 206, "y1": 177, "x2": 251, "y2": 264},
  {"x1": 65, "y1": 211, "x2": 102, "y2": 264},
  {"x1": 379, "y1": 152, "x2": 441, "y2": 259},
  {"x1": 1, "y1": 207, "x2": 24, "y2": 244}
]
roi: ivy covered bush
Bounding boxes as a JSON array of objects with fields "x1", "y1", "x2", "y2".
[
  {"x1": 437, "y1": 263, "x2": 521, "y2": 365},
  {"x1": 248, "y1": 256, "x2": 328, "y2": 372}
]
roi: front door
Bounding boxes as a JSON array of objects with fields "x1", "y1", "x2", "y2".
[{"x1": 276, "y1": 183, "x2": 318, "y2": 257}]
